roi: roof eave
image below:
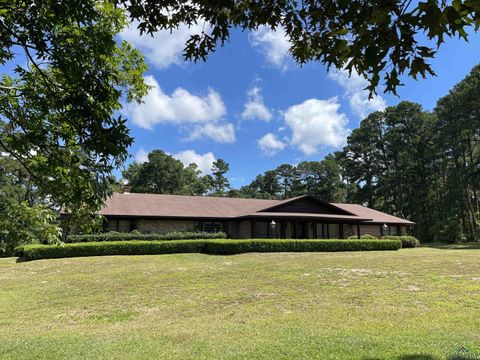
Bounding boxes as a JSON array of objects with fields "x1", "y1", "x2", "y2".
[{"x1": 236, "y1": 214, "x2": 373, "y2": 222}]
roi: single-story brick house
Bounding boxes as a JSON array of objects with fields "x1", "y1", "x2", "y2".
[{"x1": 97, "y1": 193, "x2": 414, "y2": 239}]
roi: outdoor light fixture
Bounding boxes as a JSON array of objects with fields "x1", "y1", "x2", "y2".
[
  {"x1": 270, "y1": 220, "x2": 277, "y2": 239},
  {"x1": 382, "y1": 223, "x2": 388, "y2": 235}
]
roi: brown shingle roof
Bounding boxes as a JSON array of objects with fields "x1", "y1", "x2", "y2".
[
  {"x1": 98, "y1": 193, "x2": 414, "y2": 225},
  {"x1": 332, "y1": 203, "x2": 415, "y2": 225},
  {"x1": 99, "y1": 193, "x2": 279, "y2": 218}
]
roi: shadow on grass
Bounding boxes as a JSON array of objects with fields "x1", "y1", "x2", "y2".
[
  {"x1": 364, "y1": 355, "x2": 437, "y2": 360},
  {"x1": 365, "y1": 354, "x2": 476, "y2": 360},
  {"x1": 422, "y1": 242, "x2": 480, "y2": 250}
]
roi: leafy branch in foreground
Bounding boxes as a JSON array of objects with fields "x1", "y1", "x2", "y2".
[
  {"x1": 0, "y1": 1, "x2": 148, "y2": 217},
  {"x1": 0, "y1": 201, "x2": 62, "y2": 256},
  {"x1": 120, "y1": 0, "x2": 480, "y2": 95}
]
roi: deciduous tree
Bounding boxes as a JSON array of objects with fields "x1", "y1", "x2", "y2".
[{"x1": 0, "y1": 1, "x2": 148, "y2": 216}]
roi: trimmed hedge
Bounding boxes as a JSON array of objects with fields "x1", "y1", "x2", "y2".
[
  {"x1": 15, "y1": 239, "x2": 401, "y2": 261},
  {"x1": 204, "y1": 239, "x2": 401, "y2": 255},
  {"x1": 15, "y1": 240, "x2": 206, "y2": 261},
  {"x1": 383, "y1": 235, "x2": 420, "y2": 248},
  {"x1": 65, "y1": 231, "x2": 227, "y2": 243}
]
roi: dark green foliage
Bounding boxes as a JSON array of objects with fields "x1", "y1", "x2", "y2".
[
  {"x1": 15, "y1": 240, "x2": 206, "y2": 261},
  {"x1": 383, "y1": 236, "x2": 420, "y2": 248},
  {"x1": 296, "y1": 155, "x2": 348, "y2": 202},
  {"x1": 433, "y1": 65, "x2": 480, "y2": 243},
  {"x1": 65, "y1": 231, "x2": 227, "y2": 243},
  {"x1": 119, "y1": 0, "x2": 480, "y2": 96},
  {"x1": 208, "y1": 159, "x2": 231, "y2": 196},
  {"x1": 0, "y1": 155, "x2": 39, "y2": 212},
  {"x1": 0, "y1": 1, "x2": 148, "y2": 218},
  {"x1": 238, "y1": 156, "x2": 349, "y2": 202},
  {"x1": 338, "y1": 102, "x2": 436, "y2": 236},
  {"x1": 15, "y1": 239, "x2": 401, "y2": 261},
  {"x1": 2, "y1": 0, "x2": 480, "y2": 238},
  {"x1": 204, "y1": 239, "x2": 401, "y2": 255},
  {"x1": 338, "y1": 65, "x2": 480, "y2": 242},
  {"x1": 360, "y1": 234, "x2": 377, "y2": 240},
  {"x1": 122, "y1": 150, "x2": 230, "y2": 196},
  {"x1": 0, "y1": 201, "x2": 62, "y2": 256},
  {"x1": 123, "y1": 150, "x2": 196, "y2": 194}
]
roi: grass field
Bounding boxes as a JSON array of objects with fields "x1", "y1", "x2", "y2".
[{"x1": 1, "y1": 246, "x2": 480, "y2": 359}]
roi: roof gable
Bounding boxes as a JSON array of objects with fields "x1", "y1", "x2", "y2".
[{"x1": 257, "y1": 195, "x2": 355, "y2": 216}]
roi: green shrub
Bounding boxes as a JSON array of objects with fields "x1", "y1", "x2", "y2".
[
  {"x1": 65, "y1": 231, "x2": 227, "y2": 243},
  {"x1": 205, "y1": 239, "x2": 400, "y2": 254},
  {"x1": 360, "y1": 234, "x2": 377, "y2": 239},
  {"x1": 15, "y1": 239, "x2": 402, "y2": 261},
  {"x1": 1, "y1": 202, "x2": 61, "y2": 257},
  {"x1": 347, "y1": 234, "x2": 378, "y2": 240},
  {"x1": 383, "y1": 235, "x2": 420, "y2": 248},
  {"x1": 15, "y1": 240, "x2": 207, "y2": 261}
]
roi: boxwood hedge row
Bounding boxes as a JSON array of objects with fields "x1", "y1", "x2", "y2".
[
  {"x1": 15, "y1": 239, "x2": 402, "y2": 261},
  {"x1": 65, "y1": 231, "x2": 227, "y2": 243},
  {"x1": 204, "y1": 239, "x2": 401, "y2": 255},
  {"x1": 383, "y1": 236, "x2": 420, "y2": 248}
]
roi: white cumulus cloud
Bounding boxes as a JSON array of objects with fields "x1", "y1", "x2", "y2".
[
  {"x1": 187, "y1": 123, "x2": 236, "y2": 144},
  {"x1": 173, "y1": 150, "x2": 216, "y2": 174},
  {"x1": 119, "y1": 21, "x2": 206, "y2": 69},
  {"x1": 284, "y1": 97, "x2": 350, "y2": 155},
  {"x1": 328, "y1": 68, "x2": 387, "y2": 119},
  {"x1": 241, "y1": 86, "x2": 273, "y2": 122},
  {"x1": 124, "y1": 76, "x2": 226, "y2": 130},
  {"x1": 134, "y1": 148, "x2": 149, "y2": 163},
  {"x1": 250, "y1": 26, "x2": 290, "y2": 69},
  {"x1": 257, "y1": 133, "x2": 287, "y2": 156}
]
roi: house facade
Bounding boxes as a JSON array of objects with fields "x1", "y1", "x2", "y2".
[{"x1": 98, "y1": 193, "x2": 414, "y2": 239}]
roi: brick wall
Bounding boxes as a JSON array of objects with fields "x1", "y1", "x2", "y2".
[
  {"x1": 137, "y1": 219, "x2": 195, "y2": 233},
  {"x1": 359, "y1": 224, "x2": 382, "y2": 237}
]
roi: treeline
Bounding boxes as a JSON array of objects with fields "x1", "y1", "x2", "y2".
[
  {"x1": 3, "y1": 65, "x2": 480, "y2": 243},
  {"x1": 120, "y1": 65, "x2": 480, "y2": 242},
  {"x1": 120, "y1": 151, "x2": 350, "y2": 202},
  {"x1": 122, "y1": 150, "x2": 231, "y2": 197},
  {"x1": 230, "y1": 155, "x2": 351, "y2": 201},
  {"x1": 238, "y1": 66, "x2": 480, "y2": 242},
  {"x1": 339, "y1": 65, "x2": 480, "y2": 242}
]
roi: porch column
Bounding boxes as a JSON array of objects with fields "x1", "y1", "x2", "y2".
[{"x1": 356, "y1": 224, "x2": 360, "y2": 239}]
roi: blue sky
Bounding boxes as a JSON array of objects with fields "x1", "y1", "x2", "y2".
[{"x1": 119, "y1": 24, "x2": 480, "y2": 188}]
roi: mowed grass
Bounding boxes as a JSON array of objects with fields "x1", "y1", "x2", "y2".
[{"x1": 1, "y1": 247, "x2": 480, "y2": 359}]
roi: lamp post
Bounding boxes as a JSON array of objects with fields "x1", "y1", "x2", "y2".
[
  {"x1": 382, "y1": 223, "x2": 389, "y2": 236},
  {"x1": 270, "y1": 220, "x2": 276, "y2": 239}
]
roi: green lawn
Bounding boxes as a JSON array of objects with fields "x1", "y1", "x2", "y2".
[{"x1": 1, "y1": 247, "x2": 480, "y2": 359}]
